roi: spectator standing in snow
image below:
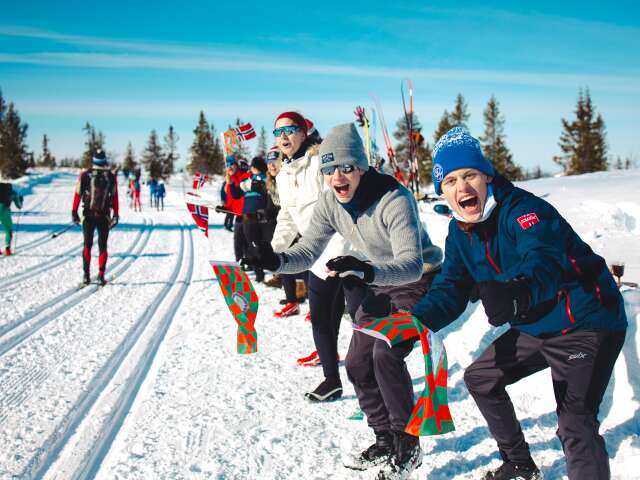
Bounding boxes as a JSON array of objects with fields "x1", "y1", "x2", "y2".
[
  {"x1": 0, "y1": 179, "x2": 23, "y2": 256},
  {"x1": 411, "y1": 127, "x2": 627, "y2": 480},
  {"x1": 221, "y1": 155, "x2": 250, "y2": 264},
  {"x1": 71, "y1": 149, "x2": 119, "y2": 286},
  {"x1": 251, "y1": 123, "x2": 443, "y2": 479},
  {"x1": 156, "y1": 180, "x2": 166, "y2": 211},
  {"x1": 148, "y1": 177, "x2": 158, "y2": 208},
  {"x1": 240, "y1": 156, "x2": 269, "y2": 283}
]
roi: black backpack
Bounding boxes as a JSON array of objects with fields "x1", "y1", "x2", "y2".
[
  {"x1": 82, "y1": 169, "x2": 114, "y2": 215},
  {"x1": 0, "y1": 183, "x2": 11, "y2": 208}
]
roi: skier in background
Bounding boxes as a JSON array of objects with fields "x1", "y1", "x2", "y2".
[
  {"x1": 148, "y1": 177, "x2": 158, "y2": 208},
  {"x1": 0, "y1": 179, "x2": 23, "y2": 256},
  {"x1": 156, "y1": 180, "x2": 166, "y2": 211},
  {"x1": 130, "y1": 174, "x2": 142, "y2": 212},
  {"x1": 71, "y1": 149, "x2": 119, "y2": 286},
  {"x1": 411, "y1": 127, "x2": 627, "y2": 480}
]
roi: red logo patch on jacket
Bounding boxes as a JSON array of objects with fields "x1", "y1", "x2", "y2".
[{"x1": 517, "y1": 213, "x2": 540, "y2": 230}]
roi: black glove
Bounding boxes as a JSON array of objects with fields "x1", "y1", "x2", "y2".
[
  {"x1": 110, "y1": 215, "x2": 119, "y2": 228},
  {"x1": 326, "y1": 255, "x2": 374, "y2": 284},
  {"x1": 72, "y1": 210, "x2": 81, "y2": 224},
  {"x1": 477, "y1": 277, "x2": 530, "y2": 327},
  {"x1": 247, "y1": 240, "x2": 281, "y2": 272},
  {"x1": 361, "y1": 291, "x2": 391, "y2": 317}
]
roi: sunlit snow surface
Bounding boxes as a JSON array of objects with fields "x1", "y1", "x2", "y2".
[{"x1": 0, "y1": 169, "x2": 638, "y2": 479}]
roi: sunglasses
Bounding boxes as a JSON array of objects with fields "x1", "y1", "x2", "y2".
[
  {"x1": 273, "y1": 125, "x2": 301, "y2": 137},
  {"x1": 320, "y1": 164, "x2": 356, "y2": 176}
]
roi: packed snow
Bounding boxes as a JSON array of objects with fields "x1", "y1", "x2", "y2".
[{"x1": 0, "y1": 169, "x2": 638, "y2": 480}]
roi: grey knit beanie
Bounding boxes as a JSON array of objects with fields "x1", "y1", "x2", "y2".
[{"x1": 319, "y1": 123, "x2": 369, "y2": 172}]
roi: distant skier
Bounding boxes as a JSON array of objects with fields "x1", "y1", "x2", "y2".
[
  {"x1": 148, "y1": 177, "x2": 158, "y2": 208},
  {"x1": 71, "y1": 149, "x2": 119, "y2": 286},
  {"x1": 0, "y1": 180, "x2": 24, "y2": 256},
  {"x1": 129, "y1": 174, "x2": 142, "y2": 211},
  {"x1": 156, "y1": 180, "x2": 166, "y2": 211},
  {"x1": 411, "y1": 127, "x2": 627, "y2": 480}
]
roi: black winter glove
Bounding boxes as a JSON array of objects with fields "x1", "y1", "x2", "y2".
[
  {"x1": 72, "y1": 210, "x2": 81, "y2": 224},
  {"x1": 478, "y1": 277, "x2": 530, "y2": 327},
  {"x1": 248, "y1": 240, "x2": 282, "y2": 272},
  {"x1": 326, "y1": 256, "x2": 374, "y2": 284}
]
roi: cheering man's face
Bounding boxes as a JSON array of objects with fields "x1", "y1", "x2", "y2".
[{"x1": 441, "y1": 168, "x2": 493, "y2": 223}]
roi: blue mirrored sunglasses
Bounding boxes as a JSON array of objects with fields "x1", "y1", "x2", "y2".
[
  {"x1": 273, "y1": 125, "x2": 301, "y2": 137},
  {"x1": 320, "y1": 164, "x2": 356, "y2": 176}
]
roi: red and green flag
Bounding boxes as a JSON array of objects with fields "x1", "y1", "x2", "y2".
[
  {"x1": 353, "y1": 312, "x2": 455, "y2": 436},
  {"x1": 211, "y1": 261, "x2": 259, "y2": 354}
]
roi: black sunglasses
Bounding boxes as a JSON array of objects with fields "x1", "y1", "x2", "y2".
[{"x1": 320, "y1": 164, "x2": 356, "y2": 176}]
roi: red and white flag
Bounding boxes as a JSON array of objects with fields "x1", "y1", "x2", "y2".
[
  {"x1": 187, "y1": 202, "x2": 209, "y2": 237},
  {"x1": 192, "y1": 172, "x2": 208, "y2": 190},
  {"x1": 233, "y1": 122, "x2": 257, "y2": 141}
]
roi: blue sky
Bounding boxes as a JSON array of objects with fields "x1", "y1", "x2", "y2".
[{"x1": 1, "y1": 0, "x2": 639, "y2": 173}]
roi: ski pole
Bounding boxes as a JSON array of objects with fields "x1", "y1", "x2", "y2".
[{"x1": 51, "y1": 222, "x2": 76, "y2": 239}]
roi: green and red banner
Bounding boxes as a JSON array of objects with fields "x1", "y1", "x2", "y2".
[
  {"x1": 211, "y1": 261, "x2": 259, "y2": 354},
  {"x1": 353, "y1": 312, "x2": 455, "y2": 436}
]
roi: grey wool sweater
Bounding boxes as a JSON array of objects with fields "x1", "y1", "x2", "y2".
[{"x1": 276, "y1": 171, "x2": 442, "y2": 286}]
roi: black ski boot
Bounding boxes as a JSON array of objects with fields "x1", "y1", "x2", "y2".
[
  {"x1": 483, "y1": 458, "x2": 542, "y2": 480},
  {"x1": 83, "y1": 272, "x2": 91, "y2": 286},
  {"x1": 98, "y1": 273, "x2": 107, "y2": 286},
  {"x1": 344, "y1": 431, "x2": 394, "y2": 471},
  {"x1": 305, "y1": 375, "x2": 342, "y2": 402},
  {"x1": 376, "y1": 431, "x2": 422, "y2": 480}
]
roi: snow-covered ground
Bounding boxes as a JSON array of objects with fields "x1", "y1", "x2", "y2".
[{"x1": 0, "y1": 169, "x2": 638, "y2": 480}]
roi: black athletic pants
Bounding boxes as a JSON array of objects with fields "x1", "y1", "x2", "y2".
[
  {"x1": 233, "y1": 217, "x2": 246, "y2": 262},
  {"x1": 282, "y1": 271, "x2": 307, "y2": 303},
  {"x1": 343, "y1": 272, "x2": 435, "y2": 433},
  {"x1": 464, "y1": 328, "x2": 625, "y2": 479},
  {"x1": 307, "y1": 272, "x2": 345, "y2": 379},
  {"x1": 82, "y1": 215, "x2": 110, "y2": 277}
]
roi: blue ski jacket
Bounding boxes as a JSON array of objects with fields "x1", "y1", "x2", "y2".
[{"x1": 412, "y1": 175, "x2": 627, "y2": 337}]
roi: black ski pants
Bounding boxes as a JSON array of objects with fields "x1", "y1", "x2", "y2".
[
  {"x1": 242, "y1": 214, "x2": 264, "y2": 282},
  {"x1": 307, "y1": 272, "x2": 345, "y2": 379},
  {"x1": 82, "y1": 215, "x2": 110, "y2": 276},
  {"x1": 282, "y1": 271, "x2": 307, "y2": 303},
  {"x1": 233, "y1": 216, "x2": 246, "y2": 262},
  {"x1": 464, "y1": 328, "x2": 625, "y2": 479},
  {"x1": 343, "y1": 272, "x2": 435, "y2": 433}
]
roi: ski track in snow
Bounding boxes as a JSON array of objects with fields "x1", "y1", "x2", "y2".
[{"x1": 0, "y1": 169, "x2": 638, "y2": 480}]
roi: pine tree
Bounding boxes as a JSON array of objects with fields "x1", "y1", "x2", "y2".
[
  {"x1": 450, "y1": 93, "x2": 470, "y2": 129},
  {"x1": 141, "y1": 129, "x2": 164, "y2": 179},
  {"x1": 38, "y1": 134, "x2": 56, "y2": 168},
  {"x1": 433, "y1": 110, "x2": 454, "y2": 144},
  {"x1": 256, "y1": 126, "x2": 268, "y2": 157},
  {"x1": 122, "y1": 142, "x2": 137, "y2": 178},
  {"x1": 553, "y1": 89, "x2": 608, "y2": 175},
  {"x1": 188, "y1": 111, "x2": 224, "y2": 175},
  {"x1": 392, "y1": 112, "x2": 432, "y2": 185},
  {"x1": 81, "y1": 122, "x2": 105, "y2": 169},
  {"x1": 0, "y1": 102, "x2": 29, "y2": 179},
  {"x1": 163, "y1": 125, "x2": 178, "y2": 179},
  {"x1": 480, "y1": 96, "x2": 522, "y2": 180}
]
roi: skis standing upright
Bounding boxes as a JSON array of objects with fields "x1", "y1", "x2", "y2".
[
  {"x1": 401, "y1": 78, "x2": 420, "y2": 194},
  {"x1": 371, "y1": 95, "x2": 405, "y2": 185}
]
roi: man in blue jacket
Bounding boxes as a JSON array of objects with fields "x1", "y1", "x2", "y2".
[{"x1": 412, "y1": 127, "x2": 627, "y2": 480}]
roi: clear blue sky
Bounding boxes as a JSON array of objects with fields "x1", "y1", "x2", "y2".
[{"x1": 1, "y1": 0, "x2": 639, "y2": 173}]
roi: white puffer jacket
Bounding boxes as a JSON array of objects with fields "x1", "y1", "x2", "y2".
[{"x1": 272, "y1": 144, "x2": 348, "y2": 279}]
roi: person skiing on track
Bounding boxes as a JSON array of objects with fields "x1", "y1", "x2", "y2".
[
  {"x1": 71, "y1": 149, "x2": 119, "y2": 286},
  {"x1": 411, "y1": 127, "x2": 627, "y2": 480},
  {"x1": 0, "y1": 179, "x2": 23, "y2": 256}
]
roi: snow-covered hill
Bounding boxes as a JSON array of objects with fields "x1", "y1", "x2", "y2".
[{"x1": 0, "y1": 169, "x2": 638, "y2": 479}]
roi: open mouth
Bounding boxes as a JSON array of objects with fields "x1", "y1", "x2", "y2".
[
  {"x1": 334, "y1": 184, "x2": 350, "y2": 197},
  {"x1": 458, "y1": 196, "x2": 479, "y2": 211}
]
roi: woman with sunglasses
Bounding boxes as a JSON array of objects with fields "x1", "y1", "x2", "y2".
[{"x1": 269, "y1": 111, "x2": 349, "y2": 402}]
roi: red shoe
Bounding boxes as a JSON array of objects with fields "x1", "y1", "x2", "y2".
[
  {"x1": 274, "y1": 302, "x2": 300, "y2": 318},
  {"x1": 4, "y1": 247, "x2": 11, "y2": 256},
  {"x1": 297, "y1": 350, "x2": 319, "y2": 366},
  {"x1": 304, "y1": 311, "x2": 311, "y2": 322}
]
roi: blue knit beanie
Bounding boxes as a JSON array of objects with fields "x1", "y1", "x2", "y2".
[
  {"x1": 432, "y1": 127, "x2": 495, "y2": 195},
  {"x1": 225, "y1": 155, "x2": 237, "y2": 167},
  {"x1": 92, "y1": 149, "x2": 107, "y2": 167}
]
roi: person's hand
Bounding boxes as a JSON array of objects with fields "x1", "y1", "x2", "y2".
[
  {"x1": 326, "y1": 256, "x2": 374, "y2": 284},
  {"x1": 72, "y1": 210, "x2": 81, "y2": 224},
  {"x1": 247, "y1": 240, "x2": 281, "y2": 272},
  {"x1": 110, "y1": 215, "x2": 119, "y2": 228},
  {"x1": 478, "y1": 277, "x2": 530, "y2": 327}
]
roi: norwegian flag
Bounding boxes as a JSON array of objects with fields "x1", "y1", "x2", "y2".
[
  {"x1": 187, "y1": 202, "x2": 209, "y2": 237},
  {"x1": 233, "y1": 122, "x2": 257, "y2": 141},
  {"x1": 192, "y1": 172, "x2": 208, "y2": 190}
]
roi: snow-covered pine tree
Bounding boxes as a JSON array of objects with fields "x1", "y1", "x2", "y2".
[
  {"x1": 122, "y1": 142, "x2": 137, "y2": 178},
  {"x1": 188, "y1": 111, "x2": 220, "y2": 175},
  {"x1": 433, "y1": 110, "x2": 454, "y2": 145},
  {"x1": 450, "y1": 93, "x2": 470, "y2": 129},
  {"x1": 553, "y1": 89, "x2": 608, "y2": 175},
  {"x1": 480, "y1": 96, "x2": 522, "y2": 181},
  {"x1": 141, "y1": 129, "x2": 164, "y2": 179}
]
